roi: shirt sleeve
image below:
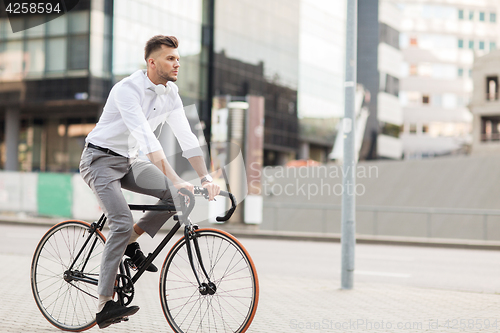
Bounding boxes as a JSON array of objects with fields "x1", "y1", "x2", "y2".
[
  {"x1": 114, "y1": 80, "x2": 163, "y2": 154},
  {"x1": 166, "y1": 94, "x2": 203, "y2": 159}
]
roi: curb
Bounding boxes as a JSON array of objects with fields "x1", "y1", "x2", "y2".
[
  {"x1": 2, "y1": 215, "x2": 500, "y2": 251},
  {"x1": 222, "y1": 229, "x2": 500, "y2": 251}
]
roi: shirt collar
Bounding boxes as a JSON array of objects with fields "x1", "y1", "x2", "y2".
[{"x1": 142, "y1": 70, "x2": 157, "y2": 93}]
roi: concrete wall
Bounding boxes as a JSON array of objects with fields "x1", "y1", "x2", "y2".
[
  {"x1": 4, "y1": 155, "x2": 500, "y2": 241},
  {"x1": 260, "y1": 155, "x2": 500, "y2": 241},
  {"x1": 0, "y1": 171, "x2": 218, "y2": 228}
]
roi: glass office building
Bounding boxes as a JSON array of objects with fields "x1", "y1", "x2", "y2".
[
  {"x1": 213, "y1": 0, "x2": 300, "y2": 165},
  {"x1": 298, "y1": 0, "x2": 346, "y2": 162},
  {"x1": 0, "y1": 0, "x2": 345, "y2": 171},
  {"x1": 113, "y1": 0, "x2": 204, "y2": 106},
  {"x1": 213, "y1": 0, "x2": 347, "y2": 164},
  {"x1": 0, "y1": 0, "x2": 112, "y2": 172}
]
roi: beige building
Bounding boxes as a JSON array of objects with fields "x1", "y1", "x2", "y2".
[
  {"x1": 397, "y1": 0, "x2": 500, "y2": 158},
  {"x1": 470, "y1": 49, "x2": 500, "y2": 155}
]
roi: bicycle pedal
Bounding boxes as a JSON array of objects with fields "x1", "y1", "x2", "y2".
[{"x1": 125, "y1": 259, "x2": 138, "y2": 271}]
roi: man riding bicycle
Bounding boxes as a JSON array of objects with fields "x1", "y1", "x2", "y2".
[{"x1": 79, "y1": 35, "x2": 220, "y2": 329}]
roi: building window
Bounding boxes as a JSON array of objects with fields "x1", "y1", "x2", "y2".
[
  {"x1": 479, "y1": 12, "x2": 485, "y2": 21},
  {"x1": 46, "y1": 37, "x2": 67, "y2": 72},
  {"x1": 491, "y1": 13, "x2": 497, "y2": 23},
  {"x1": 68, "y1": 35, "x2": 89, "y2": 70},
  {"x1": 469, "y1": 10, "x2": 474, "y2": 20},
  {"x1": 68, "y1": 11, "x2": 89, "y2": 34},
  {"x1": 26, "y1": 39, "x2": 45, "y2": 75},
  {"x1": 410, "y1": 64, "x2": 418, "y2": 76},
  {"x1": 458, "y1": 68, "x2": 464, "y2": 77},
  {"x1": 422, "y1": 95, "x2": 430, "y2": 104},
  {"x1": 409, "y1": 124, "x2": 417, "y2": 134},
  {"x1": 432, "y1": 94, "x2": 442, "y2": 107},
  {"x1": 458, "y1": 39, "x2": 464, "y2": 48},
  {"x1": 481, "y1": 116, "x2": 500, "y2": 141},
  {"x1": 479, "y1": 41, "x2": 485, "y2": 50},
  {"x1": 490, "y1": 42, "x2": 497, "y2": 50},
  {"x1": 47, "y1": 15, "x2": 67, "y2": 36},
  {"x1": 26, "y1": 16, "x2": 45, "y2": 38},
  {"x1": 2, "y1": 40, "x2": 23, "y2": 79},
  {"x1": 381, "y1": 74, "x2": 399, "y2": 97},
  {"x1": 407, "y1": 92, "x2": 420, "y2": 105},
  {"x1": 468, "y1": 40, "x2": 474, "y2": 49},
  {"x1": 486, "y1": 76, "x2": 499, "y2": 101},
  {"x1": 381, "y1": 123, "x2": 401, "y2": 138},
  {"x1": 442, "y1": 93, "x2": 458, "y2": 109},
  {"x1": 469, "y1": 69, "x2": 472, "y2": 77},
  {"x1": 379, "y1": 23, "x2": 400, "y2": 50},
  {"x1": 422, "y1": 124, "x2": 429, "y2": 133},
  {"x1": 458, "y1": 9, "x2": 464, "y2": 20}
]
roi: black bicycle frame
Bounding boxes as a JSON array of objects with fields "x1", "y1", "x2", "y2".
[
  {"x1": 65, "y1": 187, "x2": 236, "y2": 297},
  {"x1": 65, "y1": 204, "x2": 212, "y2": 292}
]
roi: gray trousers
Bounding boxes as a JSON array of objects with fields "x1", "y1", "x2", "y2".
[{"x1": 79, "y1": 147, "x2": 178, "y2": 296}]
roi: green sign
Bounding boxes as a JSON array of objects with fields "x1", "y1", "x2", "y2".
[{"x1": 37, "y1": 173, "x2": 72, "y2": 217}]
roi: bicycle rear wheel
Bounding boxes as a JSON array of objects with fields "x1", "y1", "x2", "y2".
[
  {"x1": 160, "y1": 228, "x2": 259, "y2": 333},
  {"x1": 31, "y1": 220, "x2": 106, "y2": 331}
]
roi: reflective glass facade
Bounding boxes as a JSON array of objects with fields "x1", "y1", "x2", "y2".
[
  {"x1": 0, "y1": 0, "x2": 112, "y2": 172},
  {"x1": 113, "y1": 0, "x2": 203, "y2": 105},
  {"x1": 215, "y1": 0, "x2": 300, "y2": 90},
  {"x1": 0, "y1": 10, "x2": 91, "y2": 80},
  {"x1": 0, "y1": 0, "x2": 344, "y2": 171},
  {"x1": 213, "y1": 0, "x2": 346, "y2": 163},
  {"x1": 298, "y1": 0, "x2": 346, "y2": 119}
]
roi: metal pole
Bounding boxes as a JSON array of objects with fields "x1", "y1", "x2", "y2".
[{"x1": 341, "y1": 0, "x2": 357, "y2": 290}]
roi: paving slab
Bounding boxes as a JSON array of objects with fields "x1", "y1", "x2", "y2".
[{"x1": 1, "y1": 250, "x2": 499, "y2": 333}]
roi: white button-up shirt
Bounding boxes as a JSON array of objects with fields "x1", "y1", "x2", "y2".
[{"x1": 86, "y1": 69, "x2": 202, "y2": 159}]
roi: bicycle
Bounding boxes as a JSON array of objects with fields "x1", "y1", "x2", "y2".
[{"x1": 30, "y1": 187, "x2": 259, "y2": 332}]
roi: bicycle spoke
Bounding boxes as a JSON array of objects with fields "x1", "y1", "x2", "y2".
[
  {"x1": 210, "y1": 294, "x2": 240, "y2": 330},
  {"x1": 32, "y1": 221, "x2": 104, "y2": 331},
  {"x1": 161, "y1": 230, "x2": 258, "y2": 333}
]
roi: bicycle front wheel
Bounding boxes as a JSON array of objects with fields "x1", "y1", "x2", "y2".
[
  {"x1": 160, "y1": 228, "x2": 259, "y2": 333},
  {"x1": 31, "y1": 220, "x2": 106, "y2": 332}
]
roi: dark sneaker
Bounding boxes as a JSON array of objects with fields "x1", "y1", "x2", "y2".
[
  {"x1": 125, "y1": 242, "x2": 158, "y2": 272},
  {"x1": 96, "y1": 300, "x2": 139, "y2": 329}
]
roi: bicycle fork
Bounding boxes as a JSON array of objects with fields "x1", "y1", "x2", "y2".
[{"x1": 184, "y1": 225, "x2": 217, "y2": 295}]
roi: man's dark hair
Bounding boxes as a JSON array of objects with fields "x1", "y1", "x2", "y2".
[{"x1": 144, "y1": 35, "x2": 179, "y2": 61}]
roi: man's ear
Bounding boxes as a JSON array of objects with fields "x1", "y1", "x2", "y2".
[{"x1": 148, "y1": 58, "x2": 155, "y2": 68}]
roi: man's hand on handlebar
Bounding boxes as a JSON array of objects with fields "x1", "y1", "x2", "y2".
[
  {"x1": 202, "y1": 182, "x2": 220, "y2": 201},
  {"x1": 173, "y1": 179, "x2": 220, "y2": 201},
  {"x1": 173, "y1": 180, "x2": 194, "y2": 195}
]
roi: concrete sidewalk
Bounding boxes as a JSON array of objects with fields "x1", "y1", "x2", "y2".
[
  {"x1": 2, "y1": 212, "x2": 500, "y2": 250},
  {"x1": 2, "y1": 222, "x2": 499, "y2": 333},
  {"x1": 2, "y1": 251, "x2": 499, "y2": 333}
]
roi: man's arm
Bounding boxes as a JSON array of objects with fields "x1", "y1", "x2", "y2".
[
  {"x1": 166, "y1": 92, "x2": 219, "y2": 199},
  {"x1": 188, "y1": 156, "x2": 220, "y2": 200},
  {"x1": 147, "y1": 150, "x2": 193, "y2": 192}
]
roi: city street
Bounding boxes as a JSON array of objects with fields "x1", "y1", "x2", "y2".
[{"x1": 0, "y1": 223, "x2": 499, "y2": 332}]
